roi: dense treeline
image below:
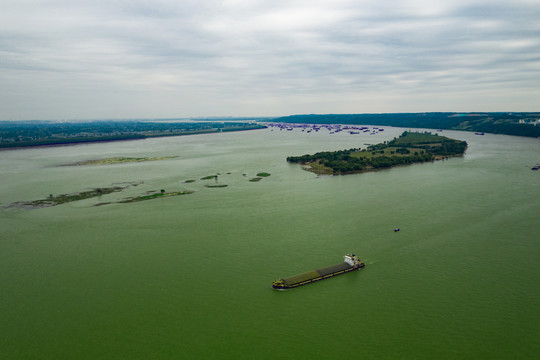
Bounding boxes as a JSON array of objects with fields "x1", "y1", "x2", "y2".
[
  {"x1": 0, "y1": 121, "x2": 265, "y2": 148},
  {"x1": 287, "y1": 131, "x2": 467, "y2": 175},
  {"x1": 273, "y1": 112, "x2": 540, "y2": 138},
  {"x1": 288, "y1": 151, "x2": 434, "y2": 173}
]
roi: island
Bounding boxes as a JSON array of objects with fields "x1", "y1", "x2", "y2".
[
  {"x1": 10, "y1": 186, "x2": 128, "y2": 209},
  {"x1": 249, "y1": 172, "x2": 271, "y2": 182},
  {"x1": 116, "y1": 190, "x2": 194, "y2": 204},
  {"x1": 7, "y1": 169, "x2": 276, "y2": 209},
  {"x1": 64, "y1": 156, "x2": 178, "y2": 166},
  {"x1": 287, "y1": 131, "x2": 467, "y2": 175},
  {"x1": 8, "y1": 185, "x2": 197, "y2": 209}
]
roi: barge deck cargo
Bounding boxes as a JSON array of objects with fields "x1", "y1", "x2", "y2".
[{"x1": 272, "y1": 254, "x2": 365, "y2": 289}]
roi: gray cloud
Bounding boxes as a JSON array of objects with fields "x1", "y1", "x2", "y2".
[{"x1": 1, "y1": 0, "x2": 539, "y2": 120}]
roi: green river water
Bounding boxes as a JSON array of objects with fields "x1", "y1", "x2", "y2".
[{"x1": 1, "y1": 126, "x2": 539, "y2": 359}]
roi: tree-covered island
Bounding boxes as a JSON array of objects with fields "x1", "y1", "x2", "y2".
[{"x1": 287, "y1": 131, "x2": 467, "y2": 175}]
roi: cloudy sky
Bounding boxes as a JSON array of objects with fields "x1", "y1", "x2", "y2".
[{"x1": 1, "y1": 0, "x2": 539, "y2": 120}]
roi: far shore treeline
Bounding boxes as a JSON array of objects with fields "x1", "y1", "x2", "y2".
[
  {"x1": 0, "y1": 121, "x2": 266, "y2": 149},
  {"x1": 272, "y1": 112, "x2": 540, "y2": 138}
]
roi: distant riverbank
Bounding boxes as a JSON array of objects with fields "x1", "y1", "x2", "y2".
[
  {"x1": 0, "y1": 121, "x2": 266, "y2": 149},
  {"x1": 273, "y1": 112, "x2": 540, "y2": 138}
]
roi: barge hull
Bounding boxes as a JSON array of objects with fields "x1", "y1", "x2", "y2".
[{"x1": 275, "y1": 261, "x2": 364, "y2": 289}]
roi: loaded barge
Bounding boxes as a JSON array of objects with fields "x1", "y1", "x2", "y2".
[{"x1": 272, "y1": 254, "x2": 365, "y2": 289}]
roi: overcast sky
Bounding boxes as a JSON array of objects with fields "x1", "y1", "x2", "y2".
[{"x1": 1, "y1": 0, "x2": 539, "y2": 120}]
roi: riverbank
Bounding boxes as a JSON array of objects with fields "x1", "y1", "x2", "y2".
[
  {"x1": 0, "y1": 121, "x2": 266, "y2": 149},
  {"x1": 273, "y1": 112, "x2": 540, "y2": 138}
]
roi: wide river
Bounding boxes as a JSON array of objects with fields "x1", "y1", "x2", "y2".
[{"x1": 1, "y1": 125, "x2": 539, "y2": 359}]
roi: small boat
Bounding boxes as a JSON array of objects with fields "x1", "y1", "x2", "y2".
[{"x1": 394, "y1": 228, "x2": 400, "y2": 232}]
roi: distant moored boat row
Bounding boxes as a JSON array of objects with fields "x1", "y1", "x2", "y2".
[{"x1": 266, "y1": 123, "x2": 384, "y2": 134}]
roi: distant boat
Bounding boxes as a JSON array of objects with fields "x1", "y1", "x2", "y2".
[
  {"x1": 532, "y1": 164, "x2": 540, "y2": 170},
  {"x1": 394, "y1": 228, "x2": 400, "y2": 232},
  {"x1": 475, "y1": 132, "x2": 485, "y2": 135}
]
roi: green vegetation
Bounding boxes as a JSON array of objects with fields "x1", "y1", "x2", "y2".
[
  {"x1": 249, "y1": 172, "x2": 270, "y2": 182},
  {"x1": 65, "y1": 156, "x2": 177, "y2": 166},
  {"x1": 0, "y1": 121, "x2": 267, "y2": 149},
  {"x1": 386, "y1": 131, "x2": 468, "y2": 156},
  {"x1": 8, "y1": 169, "x2": 274, "y2": 209},
  {"x1": 12, "y1": 186, "x2": 126, "y2": 208},
  {"x1": 8, "y1": 165, "x2": 276, "y2": 210},
  {"x1": 201, "y1": 175, "x2": 218, "y2": 180},
  {"x1": 118, "y1": 190, "x2": 194, "y2": 203},
  {"x1": 273, "y1": 112, "x2": 540, "y2": 138},
  {"x1": 8, "y1": 182, "x2": 196, "y2": 209},
  {"x1": 287, "y1": 131, "x2": 467, "y2": 175}
]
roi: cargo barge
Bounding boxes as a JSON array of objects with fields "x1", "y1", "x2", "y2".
[{"x1": 272, "y1": 254, "x2": 365, "y2": 289}]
